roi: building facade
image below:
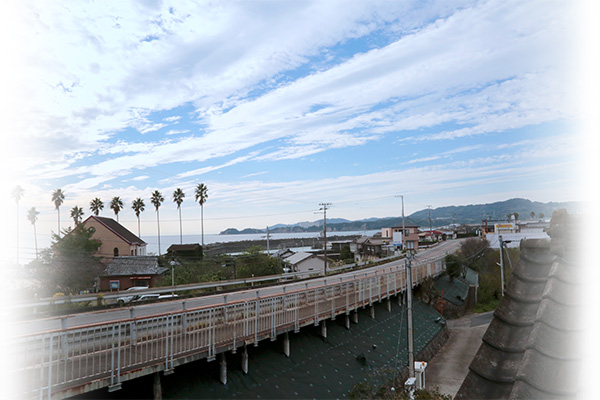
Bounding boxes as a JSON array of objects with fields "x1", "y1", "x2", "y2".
[
  {"x1": 381, "y1": 225, "x2": 420, "y2": 250},
  {"x1": 82, "y1": 216, "x2": 147, "y2": 262}
]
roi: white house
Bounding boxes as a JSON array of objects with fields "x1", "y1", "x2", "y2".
[{"x1": 284, "y1": 252, "x2": 328, "y2": 274}]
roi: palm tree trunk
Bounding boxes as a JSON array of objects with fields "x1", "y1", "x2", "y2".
[
  {"x1": 16, "y1": 202, "x2": 19, "y2": 265},
  {"x1": 201, "y1": 204, "x2": 204, "y2": 247},
  {"x1": 157, "y1": 210, "x2": 161, "y2": 255},
  {"x1": 33, "y1": 222, "x2": 38, "y2": 258},
  {"x1": 179, "y1": 207, "x2": 183, "y2": 244},
  {"x1": 137, "y1": 216, "x2": 141, "y2": 238},
  {"x1": 57, "y1": 208, "x2": 61, "y2": 237}
]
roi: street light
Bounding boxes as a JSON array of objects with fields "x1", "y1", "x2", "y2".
[{"x1": 169, "y1": 260, "x2": 175, "y2": 296}]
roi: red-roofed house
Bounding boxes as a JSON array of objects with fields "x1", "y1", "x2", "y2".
[{"x1": 81, "y1": 216, "x2": 147, "y2": 262}]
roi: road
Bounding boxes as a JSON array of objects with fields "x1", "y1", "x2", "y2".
[
  {"x1": 12, "y1": 240, "x2": 462, "y2": 337},
  {"x1": 426, "y1": 311, "x2": 493, "y2": 397}
]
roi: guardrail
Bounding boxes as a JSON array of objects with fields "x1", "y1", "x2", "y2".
[
  {"x1": 10, "y1": 270, "x2": 323, "y2": 311},
  {"x1": 10, "y1": 255, "x2": 448, "y2": 399}
]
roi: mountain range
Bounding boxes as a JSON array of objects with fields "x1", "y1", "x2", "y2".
[{"x1": 219, "y1": 198, "x2": 582, "y2": 235}]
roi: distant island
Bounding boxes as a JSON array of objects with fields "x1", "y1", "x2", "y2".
[{"x1": 219, "y1": 198, "x2": 582, "y2": 235}]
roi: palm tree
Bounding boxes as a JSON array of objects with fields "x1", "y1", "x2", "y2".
[
  {"x1": 194, "y1": 183, "x2": 208, "y2": 246},
  {"x1": 90, "y1": 198, "x2": 104, "y2": 216},
  {"x1": 70, "y1": 205, "x2": 84, "y2": 226},
  {"x1": 110, "y1": 196, "x2": 124, "y2": 222},
  {"x1": 51, "y1": 188, "x2": 65, "y2": 236},
  {"x1": 172, "y1": 188, "x2": 185, "y2": 244},
  {"x1": 530, "y1": 211, "x2": 535, "y2": 219},
  {"x1": 27, "y1": 207, "x2": 40, "y2": 258},
  {"x1": 150, "y1": 190, "x2": 164, "y2": 255},
  {"x1": 13, "y1": 186, "x2": 24, "y2": 264},
  {"x1": 131, "y1": 198, "x2": 145, "y2": 238}
]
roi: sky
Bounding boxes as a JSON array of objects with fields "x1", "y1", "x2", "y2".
[{"x1": 1, "y1": 0, "x2": 594, "y2": 263}]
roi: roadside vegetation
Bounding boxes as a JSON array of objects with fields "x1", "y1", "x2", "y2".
[{"x1": 445, "y1": 237, "x2": 519, "y2": 312}]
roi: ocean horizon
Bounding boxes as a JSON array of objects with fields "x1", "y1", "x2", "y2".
[{"x1": 142, "y1": 230, "x2": 379, "y2": 255}]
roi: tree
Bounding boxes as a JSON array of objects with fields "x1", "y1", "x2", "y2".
[
  {"x1": 173, "y1": 188, "x2": 185, "y2": 244},
  {"x1": 131, "y1": 198, "x2": 145, "y2": 238},
  {"x1": 539, "y1": 212, "x2": 545, "y2": 219},
  {"x1": 444, "y1": 254, "x2": 463, "y2": 281},
  {"x1": 151, "y1": 190, "x2": 164, "y2": 255},
  {"x1": 51, "y1": 188, "x2": 65, "y2": 236},
  {"x1": 530, "y1": 211, "x2": 535, "y2": 219},
  {"x1": 513, "y1": 212, "x2": 519, "y2": 221},
  {"x1": 110, "y1": 196, "x2": 124, "y2": 222},
  {"x1": 340, "y1": 244, "x2": 354, "y2": 263},
  {"x1": 90, "y1": 197, "x2": 104, "y2": 216},
  {"x1": 27, "y1": 207, "x2": 40, "y2": 258},
  {"x1": 37, "y1": 225, "x2": 103, "y2": 295},
  {"x1": 236, "y1": 246, "x2": 282, "y2": 278},
  {"x1": 194, "y1": 183, "x2": 208, "y2": 246},
  {"x1": 458, "y1": 237, "x2": 490, "y2": 269},
  {"x1": 70, "y1": 205, "x2": 84, "y2": 226},
  {"x1": 12, "y1": 185, "x2": 24, "y2": 264},
  {"x1": 507, "y1": 213, "x2": 513, "y2": 221}
]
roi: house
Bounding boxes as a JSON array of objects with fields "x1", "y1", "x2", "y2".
[
  {"x1": 81, "y1": 216, "x2": 147, "y2": 262},
  {"x1": 455, "y1": 210, "x2": 581, "y2": 399},
  {"x1": 99, "y1": 256, "x2": 168, "y2": 291},
  {"x1": 354, "y1": 235, "x2": 392, "y2": 261},
  {"x1": 274, "y1": 248, "x2": 295, "y2": 259},
  {"x1": 381, "y1": 225, "x2": 420, "y2": 250},
  {"x1": 283, "y1": 252, "x2": 328, "y2": 274},
  {"x1": 166, "y1": 243, "x2": 203, "y2": 260}
]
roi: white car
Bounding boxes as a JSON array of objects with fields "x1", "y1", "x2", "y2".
[{"x1": 116, "y1": 286, "x2": 150, "y2": 304}]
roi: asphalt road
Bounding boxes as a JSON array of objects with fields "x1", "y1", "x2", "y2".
[{"x1": 13, "y1": 239, "x2": 462, "y2": 337}]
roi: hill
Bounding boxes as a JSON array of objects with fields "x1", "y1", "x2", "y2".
[{"x1": 219, "y1": 198, "x2": 581, "y2": 234}]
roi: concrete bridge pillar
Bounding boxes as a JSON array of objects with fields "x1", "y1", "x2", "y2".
[
  {"x1": 345, "y1": 314, "x2": 351, "y2": 330},
  {"x1": 283, "y1": 332, "x2": 290, "y2": 357},
  {"x1": 370, "y1": 305, "x2": 375, "y2": 319},
  {"x1": 219, "y1": 352, "x2": 227, "y2": 385},
  {"x1": 242, "y1": 345, "x2": 249, "y2": 374},
  {"x1": 320, "y1": 320, "x2": 327, "y2": 339},
  {"x1": 352, "y1": 310, "x2": 359, "y2": 324},
  {"x1": 386, "y1": 298, "x2": 392, "y2": 312},
  {"x1": 153, "y1": 372, "x2": 162, "y2": 400}
]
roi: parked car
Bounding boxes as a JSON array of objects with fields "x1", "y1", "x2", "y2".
[
  {"x1": 158, "y1": 294, "x2": 179, "y2": 300},
  {"x1": 116, "y1": 286, "x2": 149, "y2": 304},
  {"x1": 132, "y1": 294, "x2": 160, "y2": 303}
]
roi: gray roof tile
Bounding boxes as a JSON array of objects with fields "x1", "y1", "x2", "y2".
[
  {"x1": 102, "y1": 256, "x2": 167, "y2": 276},
  {"x1": 456, "y1": 209, "x2": 581, "y2": 399}
]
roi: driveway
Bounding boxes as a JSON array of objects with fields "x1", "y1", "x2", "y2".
[{"x1": 425, "y1": 311, "x2": 493, "y2": 398}]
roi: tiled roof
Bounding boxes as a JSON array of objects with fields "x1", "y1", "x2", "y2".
[
  {"x1": 167, "y1": 243, "x2": 201, "y2": 252},
  {"x1": 455, "y1": 209, "x2": 581, "y2": 399},
  {"x1": 435, "y1": 275, "x2": 469, "y2": 306},
  {"x1": 284, "y1": 252, "x2": 314, "y2": 265},
  {"x1": 86, "y1": 216, "x2": 146, "y2": 245},
  {"x1": 102, "y1": 256, "x2": 168, "y2": 276}
]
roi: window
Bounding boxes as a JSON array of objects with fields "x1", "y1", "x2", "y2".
[{"x1": 114, "y1": 247, "x2": 119, "y2": 257}]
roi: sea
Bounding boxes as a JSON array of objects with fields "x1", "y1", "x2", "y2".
[{"x1": 143, "y1": 230, "x2": 379, "y2": 255}]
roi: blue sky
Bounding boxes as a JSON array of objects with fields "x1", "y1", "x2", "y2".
[{"x1": 2, "y1": 0, "x2": 593, "y2": 261}]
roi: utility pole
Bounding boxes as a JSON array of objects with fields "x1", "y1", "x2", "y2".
[
  {"x1": 395, "y1": 195, "x2": 406, "y2": 251},
  {"x1": 406, "y1": 255, "x2": 415, "y2": 378},
  {"x1": 499, "y1": 235, "x2": 505, "y2": 297},
  {"x1": 319, "y1": 202, "x2": 332, "y2": 275},
  {"x1": 427, "y1": 205, "x2": 433, "y2": 240},
  {"x1": 264, "y1": 226, "x2": 270, "y2": 254}
]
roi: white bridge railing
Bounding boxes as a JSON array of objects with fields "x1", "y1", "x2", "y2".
[{"x1": 11, "y1": 257, "x2": 445, "y2": 400}]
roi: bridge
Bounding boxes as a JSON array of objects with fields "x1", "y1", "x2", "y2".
[{"x1": 8, "y1": 241, "x2": 460, "y2": 400}]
